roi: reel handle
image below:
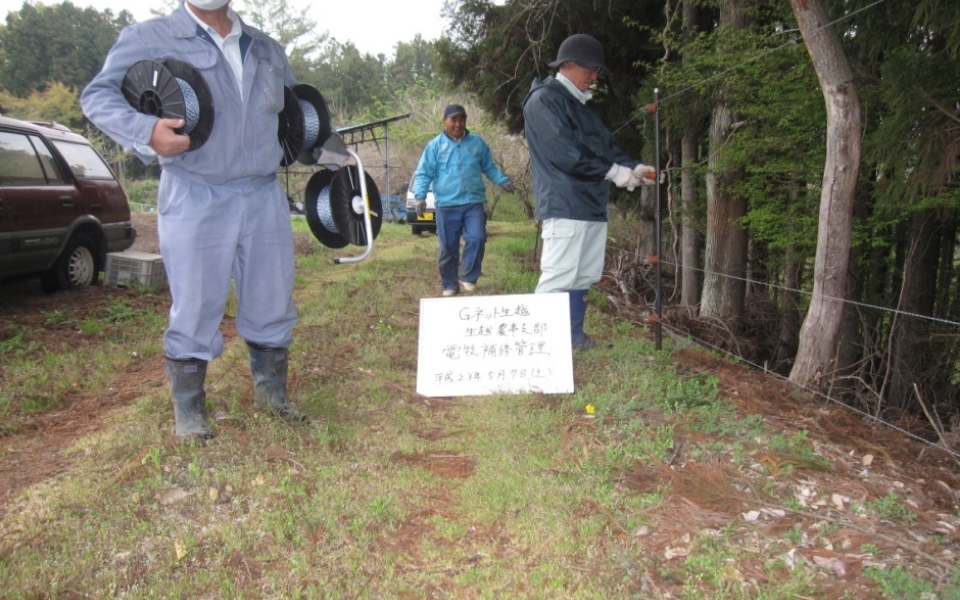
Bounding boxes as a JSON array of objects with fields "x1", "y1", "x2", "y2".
[{"x1": 334, "y1": 149, "x2": 374, "y2": 265}]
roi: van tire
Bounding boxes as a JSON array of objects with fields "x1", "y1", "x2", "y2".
[{"x1": 41, "y1": 233, "x2": 101, "y2": 293}]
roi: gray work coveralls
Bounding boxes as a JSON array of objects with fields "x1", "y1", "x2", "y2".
[{"x1": 81, "y1": 4, "x2": 298, "y2": 362}]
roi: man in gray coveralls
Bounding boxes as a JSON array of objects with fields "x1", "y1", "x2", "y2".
[{"x1": 82, "y1": 0, "x2": 304, "y2": 441}]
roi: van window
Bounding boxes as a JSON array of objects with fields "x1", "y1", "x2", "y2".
[
  {"x1": 50, "y1": 140, "x2": 115, "y2": 180},
  {"x1": 0, "y1": 131, "x2": 56, "y2": 186}
]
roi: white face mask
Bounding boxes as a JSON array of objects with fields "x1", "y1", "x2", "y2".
[{"x1": 187, "y1": 0, "x2": 230, "y2": 10}]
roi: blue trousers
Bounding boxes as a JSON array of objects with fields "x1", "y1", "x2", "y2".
[{"x1": 435, "y1": 203, "x2": 487, "y2": 290}]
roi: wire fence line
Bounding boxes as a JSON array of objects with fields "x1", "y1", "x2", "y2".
[
  {"x1": 657, "y1": 258, "x2": 960, "y2": 330},
  {"x1": 657, "y1": 319, "x2": 960, "y2": 461},
  {"x1": 632, "y1": 234, "x2": 960, "y2": 459}
]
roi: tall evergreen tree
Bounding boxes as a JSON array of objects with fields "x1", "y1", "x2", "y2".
[
  {"x1": 699, "y1": 0, "x2": 754, "y2": 324},
  {"x1": 0, "y1": 1, "x2": 131, "y2": 97}
]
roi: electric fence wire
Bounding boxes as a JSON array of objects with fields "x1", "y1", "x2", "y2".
[
  {"x1": 174, "y1": 77, "x2": 200, "y2": 134},
  {"x1": 641, "y1": 254, "x2": 960, "y2": 454},
  {"x1": 315, "y1": 185, "x2": 340, "y2": 233},
  {"x1": 299, "y1": 99, "x2": 321, "y2": 150},
  {"x1": 657, "y1": 319, "x2": 960, "y2": 462},
  {"x1": 658, "y1": 259, "x2": 960, "y2": 330}
]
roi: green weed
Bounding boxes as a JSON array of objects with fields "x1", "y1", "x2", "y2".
[
  {"x1": 77, "y1": 317, "x2": 104, "y2": 335},
  {"x1": 864, "y1": 565, "x2": 934, "y2": 599},
  {"x1": 784, "y1": 523, "x2": 804, "y2": 545},
  {"x1": 608, "y1": 422, "x2": 676, "y2": 464},
  {"x1": 368, "y1": 496, "x2": 396, "y2": 525},
  {"x1": 0, "y1": 330, "x2": 37, "y2": 355},
  {"x1": 99, "y1": 298, "x2": 140, "y2": 322},
  {"x1": 867, "y1": 492, "x2": 918, "y2": 523},
  {"x1": 43, "y1": 310, "x2": 68, "y2": 326},
  {"x1": 661, "y1": 376, "x2": 719, "y2": 413}
]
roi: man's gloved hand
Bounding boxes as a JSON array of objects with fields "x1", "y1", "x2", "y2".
[
  {"x1": 415, "y1": 198, "x2": 426, "y2": 217},
  {"x1": 633, "y1": 164, "x2": 658, "y2": 185},
  {"x1": 605, "y1": 164, "x2": 640, "y2": 189},
  {"x1": 501, "y1": 180, "x2": 516, "y2": 193}
]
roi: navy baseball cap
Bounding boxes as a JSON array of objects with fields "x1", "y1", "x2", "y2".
[{"x1": 443, "y1": 104, "x2": 467, "y2": 119}]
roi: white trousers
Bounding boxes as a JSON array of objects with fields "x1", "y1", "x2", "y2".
[
  {"x1": 158, "y1": 173, "x2": 298, "y2": 360},
  {"x1": 535, "y1": 218, "x2": 608, "y2": 293}
]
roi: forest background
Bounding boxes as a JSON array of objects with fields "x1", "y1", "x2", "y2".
[{"x1": 2, "y1": 0, "x2": 960, "y2": 439}]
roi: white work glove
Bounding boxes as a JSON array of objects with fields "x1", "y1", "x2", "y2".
[
  {"x1": 633, "y1": 164, "x2": 657, "y2": 185},
  {"x1": 500, "y1": 180, "x2": 515, "y2": 193},
  {"x1": 605, "y1": 164, "x2": 641, "y2": 190}
]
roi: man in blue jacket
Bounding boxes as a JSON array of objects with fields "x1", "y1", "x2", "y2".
[
  {"x1": 412, "y1": 104, "x2": 514, "y2": 297},
  {"x1": 82, "y1": 0, "x2": 304, "y2": 441},
  {"x1": 523, "y1": 34, "x2": 655, "y2": 349}
]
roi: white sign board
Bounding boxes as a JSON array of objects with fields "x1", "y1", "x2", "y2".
[{"x1": 417, "y1": 292, "x2": 574, "y2": 397}]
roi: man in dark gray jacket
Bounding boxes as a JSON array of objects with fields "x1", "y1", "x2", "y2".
[{"x1": 523, "y1": 33, "x2": 655, "y2": 350}]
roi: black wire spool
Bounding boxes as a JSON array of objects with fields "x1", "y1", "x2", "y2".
[
  {"x1": 121, "y1": 59, "x2": 214, "y2": 150},
  {"x1": 303, "y1": 166, "x2": 383, "y2": 249},
  {"x1": 278, "y1": 84, "x2": 332, "y2": 167},
  {"x1": 278, "y1": 86, "x2": 303, "y2": 167}
]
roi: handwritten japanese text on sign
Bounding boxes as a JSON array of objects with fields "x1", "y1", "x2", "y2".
[{"x1": 417, "y1": 293, "x2": 574, "y2": 397}]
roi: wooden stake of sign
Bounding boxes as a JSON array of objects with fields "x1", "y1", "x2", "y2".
[{"x1": 416, "y1": 292, "x2": 574, "y2": 397}]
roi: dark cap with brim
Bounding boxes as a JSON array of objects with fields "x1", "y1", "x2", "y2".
[
  {"x1": 548, "y1": 34, "x2": 610, "y2": 75},
  {"x1": 443, "y1": 104, "x2": 467, "y2": 119}
]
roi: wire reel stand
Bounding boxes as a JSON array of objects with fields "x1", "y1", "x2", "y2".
[
  {"x1": 303, "y1": 139, "x2": 382, "y2": 265},
  {"x1": 121, "y1": 59, "x2": 214, "y2": 150}
]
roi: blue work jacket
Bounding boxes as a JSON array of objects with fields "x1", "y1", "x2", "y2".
[
  {"x1": 522, "y1": 76, "x2": 637, "y2": 221},
  {"x1": 81, "y1": 3, "x2": 296, "y2": 188},
  {"x1": 412, "y1": 131, "x2": 509, "y2": 208}
]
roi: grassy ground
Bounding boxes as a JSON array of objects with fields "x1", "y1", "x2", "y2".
[{"x1": 1, "y1": 216, "x2": 959, "y2": 599}]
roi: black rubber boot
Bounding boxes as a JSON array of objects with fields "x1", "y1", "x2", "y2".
[
  {"x1": 165, "y1": 357, "x2": 214, "y2": 441},
  {"x1": 247, "y1": 343, "x2": 305, "y2": 421}
]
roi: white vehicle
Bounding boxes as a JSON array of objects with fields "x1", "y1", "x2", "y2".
[{"x1": 405, "y1": 182, "x2": 437, "y2": 236}]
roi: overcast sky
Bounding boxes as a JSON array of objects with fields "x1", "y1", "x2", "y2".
[{"x1": 0, "y1": 0, "x2": 456, "y2": 57}]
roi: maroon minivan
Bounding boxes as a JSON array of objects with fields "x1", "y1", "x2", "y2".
[{"x1": 0, "y1": 116, "x2": 136, "y2": 292}]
